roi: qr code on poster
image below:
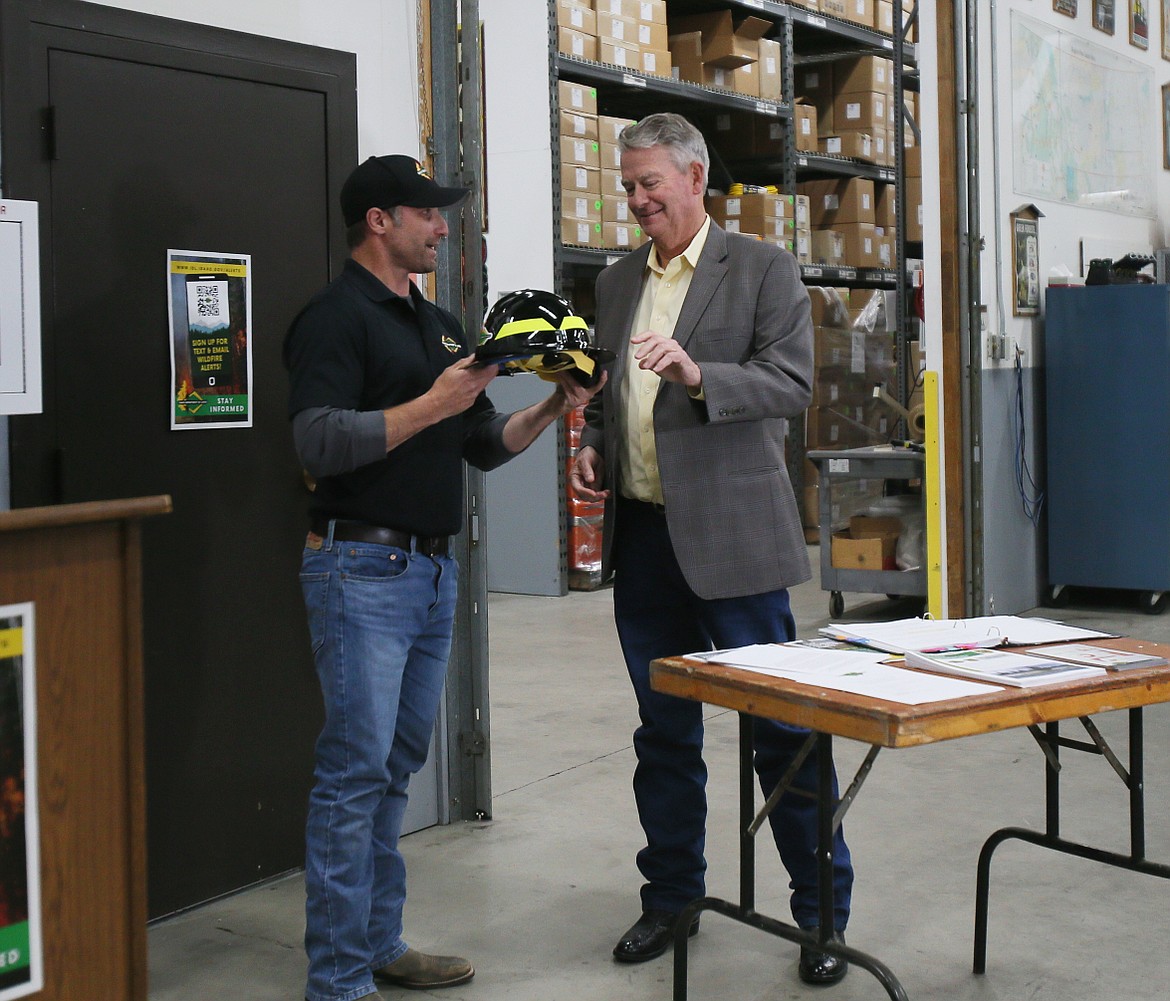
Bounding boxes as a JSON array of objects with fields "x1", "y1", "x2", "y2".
[{"x1": 186, "y1": 278, "x2": 229, "y2": 328}]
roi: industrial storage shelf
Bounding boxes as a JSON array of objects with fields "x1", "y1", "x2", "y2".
[
  {"x1": 556, "y1": 54, "x2": 792, "y2": 119},
  {"x1": 665, "y1": 0, "x2": 917, "y2": 62},
  {"x1": 561, "y1": 244, "x2": 898, "y2": 288}
]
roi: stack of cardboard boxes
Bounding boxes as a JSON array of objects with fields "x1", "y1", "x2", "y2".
[
  {"x1": 703, "y1": 190, "x2": 812, "y2": 263},
  {"x1": 565, "y1": 406, "x2": 605, "y2": 589},
  {"x1": 556, "y1": 0, "x2": 673, "y2": 79},
  {"x1": 558, "y1": 80, "x2": 646, "y2": 250},
  {"x1": 802, "y1": 286, "x2": 897, "y2": 537},
  {"x1": 667, "y1": 9, "x2": 782, "y2": 100}
]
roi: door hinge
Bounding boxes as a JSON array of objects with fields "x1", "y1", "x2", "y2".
[
  {"x1": 460, "y1": 729, "x2": 487, "y2": 757},
  {"x1": 41, "y1": 106, "x2": 58, "y2": 161}
]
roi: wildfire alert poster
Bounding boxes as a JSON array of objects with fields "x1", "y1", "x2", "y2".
[
  {"x1": 167, "y1": 251, "x2": 253, "y2": 429},
  {"x1": 0, "y1": 603, "x2": 42, "y2": 1001}
]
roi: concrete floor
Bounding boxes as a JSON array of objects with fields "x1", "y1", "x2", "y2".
[{"x1": 148, "y1": 554, "x2": 1170, "y2": 1000}]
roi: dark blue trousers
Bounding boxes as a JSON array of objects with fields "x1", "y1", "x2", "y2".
[{"x1": 612, "y1": 498, "x2": 853, "y2": 930}]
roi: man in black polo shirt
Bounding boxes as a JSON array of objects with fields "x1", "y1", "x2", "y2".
[{"x1": 284, "y1": 155, "x2": 602, "y2": 1001}]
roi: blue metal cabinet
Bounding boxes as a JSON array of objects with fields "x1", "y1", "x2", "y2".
[{"x1": 1045, "y1": 284, "x2": 1170, "y2": 609}]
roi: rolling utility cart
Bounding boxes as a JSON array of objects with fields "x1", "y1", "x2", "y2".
[{"x1": 807, "y1": 445, "x2": 926, "y2": 618}]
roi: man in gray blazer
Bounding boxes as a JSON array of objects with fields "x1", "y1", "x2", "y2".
[{"x1": 569, "y1": 113, "x2": 853, "y2": 985}]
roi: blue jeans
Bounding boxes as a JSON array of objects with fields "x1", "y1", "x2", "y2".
[
  {"x1": 612, "y1": 499, "x2": 853, "y2": 930},
  {"x1": 300, "y1": 522, "x2": 457, "y2": 1001}
]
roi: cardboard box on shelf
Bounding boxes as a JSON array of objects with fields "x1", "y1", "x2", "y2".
[
  {"x1": 636, "y1": 20, "x2": 669, "y2": 50},
  {"x1": 598, "y1": 115, "x2": 636, "y2": 144},
  {"x1": 597, "y1": 12, "x2": 637, "y2": 44},
  {"x1": 562, "y1": 216, "x2": 604, "y2": 248},
  {"x1": 638, "y1": 0, "x2": 668, "y2": 23},
  {"x1": 667, "y1": 10, "x2": 771, "y2": 68},
  {"x1": 838, "y1": 222, "x2": 882, "y2": 268},
  {"x1": 818, "y1": 131, "x2": 874, "y2": 162},
  {"x1": 721, "y1": 215, "x2": 796, "y2": 239},
  {"x1": 832, "y1": 90, "x2": 887, "y2": 132},
  {"x1": 874, "y1": 0, "x2": 894, "y2": 33},
  {"x1": 905, "y1": 176, "x2": 923, "y2": 241},
  {"x1": 558, "y1": 27, "x2": 599, "y2": 62},
  {"x1": 904, "y1": 145, "x2": 923, "y2": 178},
  {"x1": 831, "y1": 519, "x2": 899, "y2": 570},
  {"x1": 794, "y1": 103, "x2": 818, "y2": 151},
  {"x1": 800, "y1": 177, "x2": 876, "y2": 226},
  {"x1": 809, "y1": 287, "x2": 851, "y2": 328},
  {"x1": 758, "y1": 37, "x2": 782, "y2": 102},
  {"x1": 794, "y1": 230, "x2": 812, "y2": 264},
  {"x1": 598, "y1": 39, "x2": 641, "y2": 69},
  {"x1": 835, "y1": 55, "x2": 893, "y2": 95},
  {"x1": 795, "y1": 194, "x2": 811, "y2": 228},
  {"x1": 561, "y1": 163, "x2": 601, "y2": 194},
  {"x1": 557, "y1": 1, "x2": 596, "y2": 34},
  {"x1": 601, "y1": 168, "x2": 626, "y2": 197},
  {"x1": 795, "y1": 63, "x2": 834, "y2": 102},
  {"x1": 601, "y1": 221, "x2": 646, "y2": 249},
  {"x1": 707, "y1": 192, "x2": 790, "y2": 219},
  {"x1": 602, "y1": 194, "x2": 634, "y2": 223},
  {"x1": 640, "y1": 47, "x2": 672, "y2": 76},
  {"x1": 839, "y1": 0, "x2": 875, "y2": 28},
  {"x1": 705, "y1": 110, "x2": 761, "y2": 158},
  {"x1": 875, "y1": 182, "x2": 896, "y2": 227},
  {"x1": 668, "y1": 31, "x2": 704, "y2": 81},
  {"x1": 599, "y1": 140, "x2": 623, "y2": 170},
  {"x1": 559, "y1": 110, "x2": 599, "y2": 140},
  {"x1": 810, "y1": 229, "x2": 845, "y2": 266},
  {"x1": 820, "y1": 0, "x2": 849, "y2": 18},
  {"x1": 558, "y1": 79, "x2": 598, "y2": 116},
  {"x1": 560, "y1": 135, "x2": 600, "y2": 168},
  {"x1": 562, "y1": 192, "x2": 602, "y2": 222}
]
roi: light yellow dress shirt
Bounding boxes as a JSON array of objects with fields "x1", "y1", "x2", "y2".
[{"x1": 619, "y1": 216, "x2": 712, "y2": 505}]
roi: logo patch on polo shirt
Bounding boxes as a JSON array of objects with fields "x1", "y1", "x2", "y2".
[{"x1": 441, "y1": 334, "x2": 461, "y2": 354}]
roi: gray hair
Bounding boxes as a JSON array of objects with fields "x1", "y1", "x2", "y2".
[{"x1": 618, "y1": 113, "x2": 709, "y2": 185}]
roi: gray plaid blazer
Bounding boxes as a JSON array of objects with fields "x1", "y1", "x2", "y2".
[{"x1": 581, "y1": 222, "x2": 813, "y2": 601}]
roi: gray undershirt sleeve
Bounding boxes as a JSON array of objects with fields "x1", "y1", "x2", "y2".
[{"x1": 292, "y1": 406, "x2": 387, "y2": 478}]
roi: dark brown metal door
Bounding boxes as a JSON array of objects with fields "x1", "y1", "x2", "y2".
[{"x1": 1, "y1": 0, "x2": 357, "y2": 916}]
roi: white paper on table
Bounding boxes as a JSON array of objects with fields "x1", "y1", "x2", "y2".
[
  {"x1": 686, "y1": 643, "x2": 999, "y2": 704},
  {"x1": 819, "y1": 614, "x2": 1114, "y2": 654}
]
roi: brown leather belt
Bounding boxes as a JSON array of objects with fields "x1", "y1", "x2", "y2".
[{"x1": 311, "y1": 520, "x2": 450, "y2": 557}]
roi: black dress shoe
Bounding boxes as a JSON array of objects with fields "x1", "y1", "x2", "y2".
[
  {"x1": 798, "y1": 929, "x2": 848, "y2": 985},
  {"x1": 612, "y1": 908, "x2": 700, "y2": 963}
]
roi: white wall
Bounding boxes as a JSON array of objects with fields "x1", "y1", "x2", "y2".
[
  {"x1": 970, "y1": 2, "x2": 1170, "y2": 613},
  {"x1": 90, "y1": 0, "x2": 423, "y2": 159},
  {"x1": 979, "y1": 2, "x2": 1170, "y2": 366},
  {"x1": 481, "y1": 0, "x2": 556, "y2": 302}
]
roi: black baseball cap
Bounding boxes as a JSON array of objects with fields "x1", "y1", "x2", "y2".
[{"x1": 340, "y1": 155, "x2": 470, "y2": 226}]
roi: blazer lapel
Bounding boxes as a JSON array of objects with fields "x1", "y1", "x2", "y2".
[{"x1": 672, "y1": 223, "x2": 729, "y2": 353}]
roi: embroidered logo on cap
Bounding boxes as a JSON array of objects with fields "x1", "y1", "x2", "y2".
[{"x1": 415, "y1": 159, "x2": 432, "y2": 179}]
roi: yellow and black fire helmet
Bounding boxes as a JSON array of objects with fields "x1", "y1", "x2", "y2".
[{"x1": 475, "y1": 289, "x2": 613, "y2": 387}]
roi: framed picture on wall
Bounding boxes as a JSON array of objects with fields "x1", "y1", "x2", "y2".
[
  {"x1": 1093, "y1": 0, "x2": 1116, "y2": 33},
  {"x1": 1011, "y1": 206, "x2": 1042, "y2": 317},
  {"x1": 1132, "y1": 0, "x2": 1150, "y2": 48},
  {"x1": 1163, "y1": 0, "x2": 1170, "y2": 58},
  {"x1": 1163, "y1": 83, "x2": 1170, "y2": 169},
  {"x1": 1054, "y1": 0, "x2": 1078, "y2": 16}
]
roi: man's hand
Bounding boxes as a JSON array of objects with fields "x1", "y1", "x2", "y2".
[
  {"x1": 569, "y1": 444, "x2": 609, "y2": 502},
  {"x1": 631, "y1": 330, "x2": 702, "y2": 389},
  {"x1": 551, "y1": 369, "x2": 608, "y2": 413},
  {"x1": 427, "y1": 357, "x2": 499, "y2": 419}
]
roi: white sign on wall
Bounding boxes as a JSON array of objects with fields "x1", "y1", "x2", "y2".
[{"x1": 0, "y1": 201, "x2": 43, "y2": 416}]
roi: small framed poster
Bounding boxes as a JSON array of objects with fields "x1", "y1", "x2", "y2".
[
  {"x1": 1163, "y1": 0, "x2": 1170, "y2": 57},
  {"x1": 1093, "y1": 0, "x2": 1116, "y2": 33},
  {"x1": 1011, "y1": 206, "x2": 1042, "y2": 317},
  {"x1": 1054, "y1": 0, "x2": 1078, "y2": 15},
  {"x1": 1132, "y1": 0, "x2": 1150, "y2": 48},
  {"x1": 1163, "y1": 83, "x2": 1170, "y2": 169}
]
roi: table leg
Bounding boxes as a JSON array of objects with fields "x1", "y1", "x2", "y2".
[
  {"x1": 671, "y1": 717, "x2": 908, "y2": 1001},
  {"x1": 973, "y1": 708, "x2": 1170, "y2": 974}
]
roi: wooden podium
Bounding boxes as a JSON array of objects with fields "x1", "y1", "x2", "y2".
[{"x1": 0, "y1": 496, "x2": 171, "y2": 1001}]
